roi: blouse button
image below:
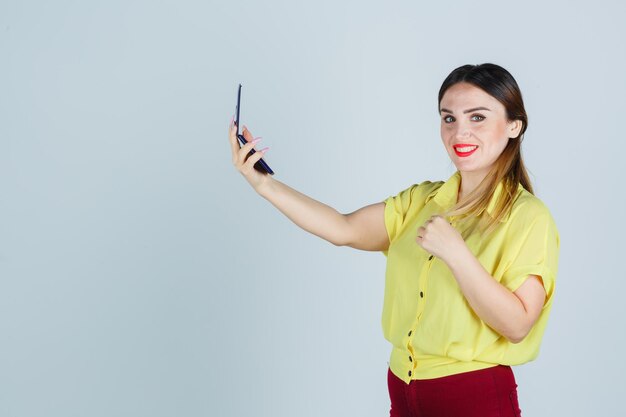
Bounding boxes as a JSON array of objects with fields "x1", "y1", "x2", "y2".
[
  {"x1": 420, "y1": 291, "x2": 424, "y2": 298},
  {"x1": 409, "y1": 356, "x2": 413, "y2": 362},
  {"x1": 408, "y1": 330, "x2": 412, "y2": 337},
  {"x1": 428, "y1": 255, "x2": 434, "y2": 260},
  {"x1": 408, "y1": 370, "x2": 412, "y2": 377}
]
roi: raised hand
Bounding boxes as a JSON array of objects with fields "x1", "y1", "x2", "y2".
[{"x1": 228, "y1": 115, "x2": 271, "y2": 192}]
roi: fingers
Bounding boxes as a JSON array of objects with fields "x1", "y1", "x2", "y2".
[
  {"x1": 228, "y1": 116, "x2": 260, "y2": 160},
  {"x1": 434, "y1": 214, "x2": 452, "y2": 225},
  {"x1": 241, "y1": 124, "x2": 255, "y2": 142},
  {"x1": 416, "y1": 223, "x2": 432, "y2": 240},
  {"x1": 235, "y1": 136, "x2": 264, "y2": 165},
  {"x1": 425, "y1": 215, "x2": 452, "y2": 225},
  {"x1": 241, "y1": 145, "x2": 269, "y2": 175},
  {"x1": 228, "y1": 115, "x2": 240, "y2": 155}
]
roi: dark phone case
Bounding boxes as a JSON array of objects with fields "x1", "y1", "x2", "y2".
[{"x1": 235, "y1": 83, "x2": 274, "y2": 175}]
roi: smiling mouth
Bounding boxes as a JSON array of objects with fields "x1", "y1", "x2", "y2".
[{"x1": 453, "y1": 145, "x2": 478, "y2": 156}]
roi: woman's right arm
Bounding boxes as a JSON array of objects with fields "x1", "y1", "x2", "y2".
[
  {"x1": 229, "y1": 119, "x2": 389, "y2": 251},
  {"x1": 257, "y1": 177, "x2": 389, "y2": 250}
]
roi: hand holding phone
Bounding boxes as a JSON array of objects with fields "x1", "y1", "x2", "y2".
[{"x1": 234, "y1": 83, "x2": 274, "y2": 175}]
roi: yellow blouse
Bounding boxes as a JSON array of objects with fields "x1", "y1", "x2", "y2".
[{"x1": 382, "y1": 170, "x2": 560, "y2": 383}]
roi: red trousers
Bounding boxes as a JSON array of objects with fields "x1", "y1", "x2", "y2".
[{"x1": 387, "y1": 365, "x2": 522, "y2": 417}]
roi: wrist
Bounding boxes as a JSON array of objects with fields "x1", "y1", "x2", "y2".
[
  {"x1": 443, "y1": 240, "x2": 471, "y2": 270},
  {"x1": 255, "y1": 174, "x2": 274, "y2": 198}
]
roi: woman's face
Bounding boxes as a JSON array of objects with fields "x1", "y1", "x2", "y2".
[{"x1": 439, "y1": 82, "x2": 521, "y2": 178}]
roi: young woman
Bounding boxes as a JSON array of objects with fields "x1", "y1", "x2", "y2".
[{"x1": 227, "y1": 63, "x2": 560, "y2": 417}]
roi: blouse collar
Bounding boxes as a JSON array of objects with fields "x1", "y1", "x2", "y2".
[{"x1": 424, "y1": 170, "x2": 524, "y2": 223}]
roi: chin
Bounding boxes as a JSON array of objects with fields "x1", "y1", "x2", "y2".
[{"x1": 452, "y1": 161, "x2": 476, "y2": 171}]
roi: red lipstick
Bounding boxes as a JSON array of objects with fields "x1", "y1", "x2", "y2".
[{"x1": 453, "y1": 143, "x2": 478, "y2": 157}]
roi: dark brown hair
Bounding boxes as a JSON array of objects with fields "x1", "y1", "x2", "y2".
[{"x1": 437, "y1": 63, "x2": 533, "y2": 236}]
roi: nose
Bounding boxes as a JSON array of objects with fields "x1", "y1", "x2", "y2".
[
  {"x1": 452, "y1": 120, "x2": 472, "y2": 140},
  {"x1": 455, "y1": 128, "x2": 471, "y2": 140}
]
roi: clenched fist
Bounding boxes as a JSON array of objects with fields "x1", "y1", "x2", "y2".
[{"x1": 416, "y1": 215, "x2": 465, "y2": 264}]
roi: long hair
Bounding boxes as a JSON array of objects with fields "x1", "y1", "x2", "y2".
[{"x1": 437, "y1": 63, "x2": 534, "y2": 237}]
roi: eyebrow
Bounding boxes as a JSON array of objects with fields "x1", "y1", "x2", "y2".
[{"x1": 439, "y1": 106, "x2": 491, "y2": 114}]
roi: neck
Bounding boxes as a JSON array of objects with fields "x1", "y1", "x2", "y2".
[{"x1": 458, "y1": 169, "x2": 488, "y2": 202}]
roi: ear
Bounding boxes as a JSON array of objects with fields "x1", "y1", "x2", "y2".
[{"x1": 508, "y1": 119, "x2": 523, "y2": 139}]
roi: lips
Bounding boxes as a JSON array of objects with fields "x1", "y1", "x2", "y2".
[{"x1": 453, "y1": 144, "x2": 478, "y2": 157}]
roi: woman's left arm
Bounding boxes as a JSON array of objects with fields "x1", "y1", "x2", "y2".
[
  {"x1": 445, "y1": 246, "x2": 546, "y2": 343},
  {"x1": 417, "y1": 215, "x2": 546, "y2": 344}
]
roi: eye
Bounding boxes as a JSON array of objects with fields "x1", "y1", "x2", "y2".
[{"x1": 442, "y1": 114, "x2": 485, "y2": 123}]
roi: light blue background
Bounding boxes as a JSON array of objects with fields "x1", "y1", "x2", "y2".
[{"x1": 1, "y1": 0, "x2": 624, "y2": 416}]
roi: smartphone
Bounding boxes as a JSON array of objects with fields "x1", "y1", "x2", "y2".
[{"x1": 234, "y1": 83, "x2": 274, "y2": 175}]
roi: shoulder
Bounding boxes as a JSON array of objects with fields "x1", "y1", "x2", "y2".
[
  {"x1": 386, "y1": 179, "x2": 443, "y2": 202},
  {"x1": 414, "y1": 179, "x2": 445, "y2": 200},
  {"x1": 419, "y1": 179, "x2": 445, "y2": 192},
  {"x1": 508, "y1": 188, "x2": 558, "y2": 233}
]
